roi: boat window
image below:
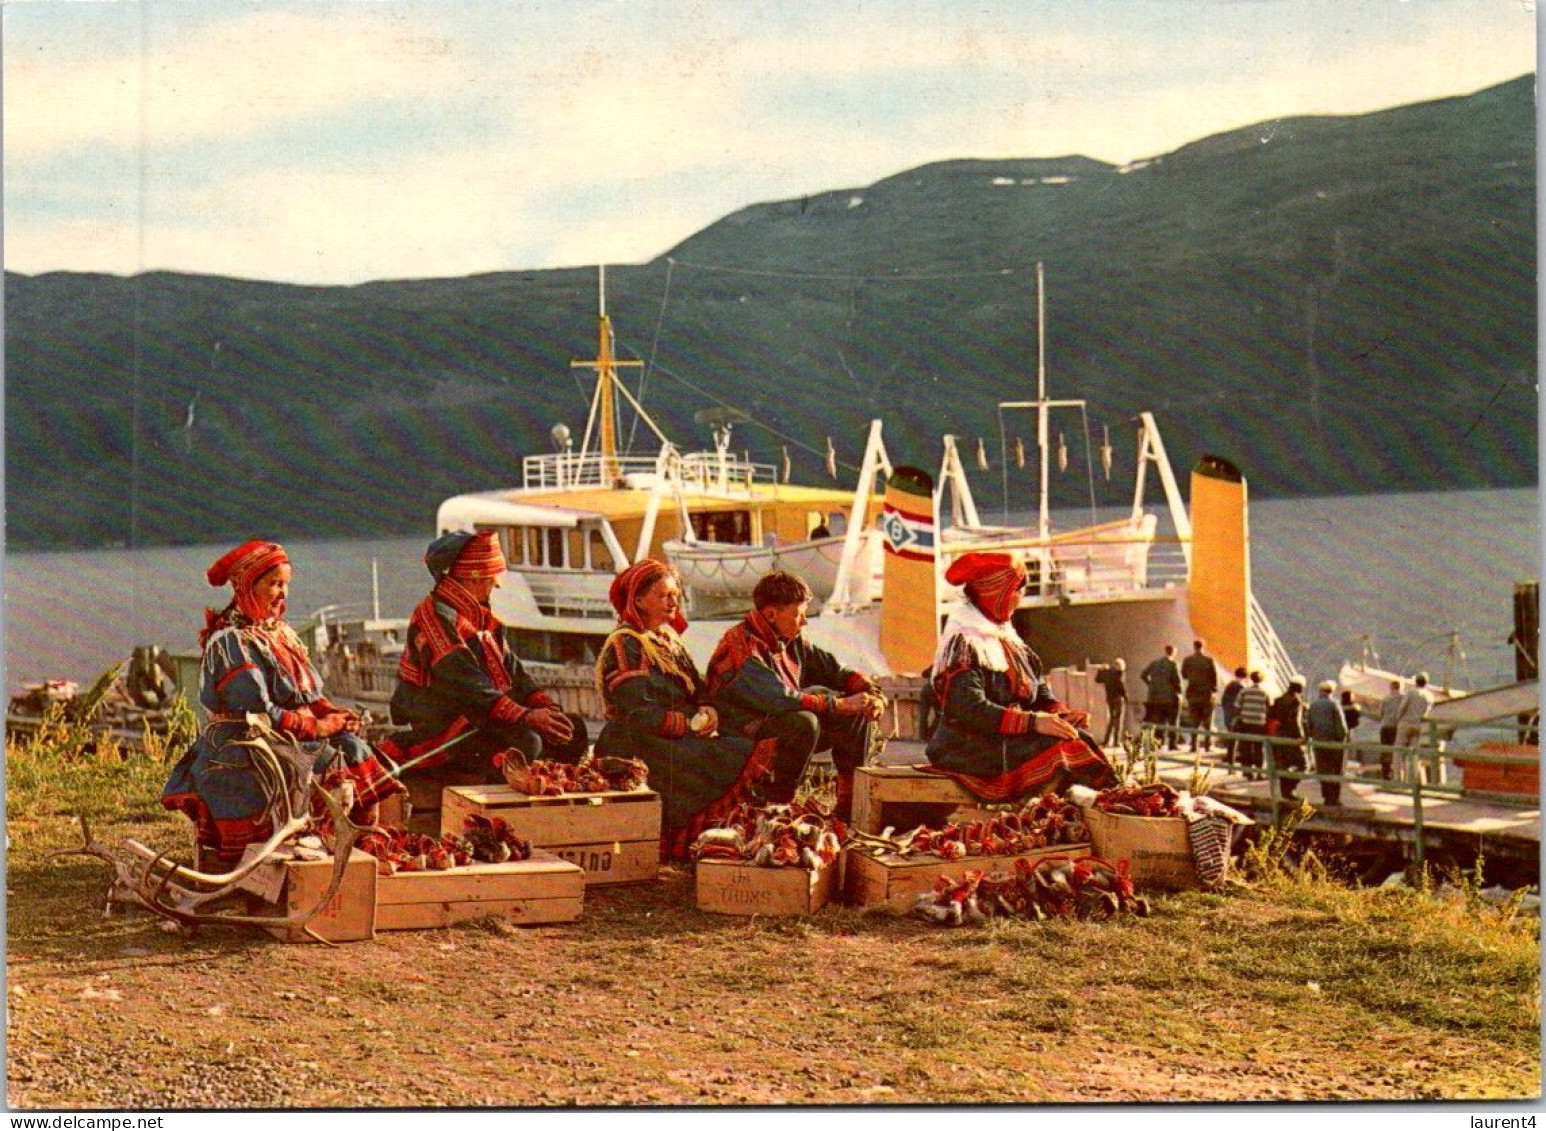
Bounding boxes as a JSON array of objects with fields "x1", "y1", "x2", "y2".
[
  {"x1": 587, "y1": 529, "x2": 614, "y2": 572},
  {"x1": 546, "y1": 527, "x2": 566, "y2": 569},
  {"x1": 690, "y1": 510, "x2": 751, "y2": 545}
]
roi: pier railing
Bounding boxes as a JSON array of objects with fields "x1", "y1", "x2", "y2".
[{"x1": 1143, "y1": 721, "x2": 1539, "y2": 870}]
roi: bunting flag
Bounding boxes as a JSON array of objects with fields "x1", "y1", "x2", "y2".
[
  {"x1": 825, "y1": 436, "x2": 837, "y2": 479},
  {"x1": 975, "y1": 438, "x2": 989, "y2": 472},
  {"x1": 1015, "y1": 436, "x2": 1026, "y2": 469},
  {"x1": 1101, "y1": 424, "x2": 1114, "y2": 480},
  {"x1": 781, "y1": 444, "x2": 792, "y2": 484},
  {"x1": 1057, "y1": 432, "x2": 1068, "y2": 473}
]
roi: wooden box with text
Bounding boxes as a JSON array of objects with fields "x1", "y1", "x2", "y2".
[
  {"x1": 263, "y1": 848, "x2": 379, "y2": 944},
  {"x1": 843, "y1": 843, "x2": 1091, "y2": 912},
  {"x1": 440, "y1": 784, "x2": 661, "y2": 886},
  {"x1": 695, "y1": 858, "x2": 837, "y2": 917},
  {"x1": 374, "y1": 848, "x2": 584, "y2": 930}
]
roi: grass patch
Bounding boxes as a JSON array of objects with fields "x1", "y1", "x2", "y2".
[{"x1": 5, "y1": 712, "x2": 1540, "y2": 1105}]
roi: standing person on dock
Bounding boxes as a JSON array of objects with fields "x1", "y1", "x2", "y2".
[
  {"x1": 1307, "y1": 680, "x2": 1351, "y2": 807},
  {"x1": 1268, "y1": 677, "x2": 1308, "y2": 801},
  {"x1": 922, "y1": 553, "x2": 1116, "y2": 802},
  {"x1": 1095, "y1": 657, "x2": 1129, "y2": 747},
  {"x1": 1377, "y1": 679, "x2": 1404, "y2": 780},
  {"x1": 161, "y1": 541, "x2": 404, "y2": 870},
  {"x1": 1220, "y1": 666, "x2": 1247, "y2": 767},
  {"x1": 1339, "y1": 689, "x2": 1362, "y2": 771},
  {"x1": 594, "y1": 559, "x2": 778, "y2": 859},
  {"x1": 1141, "y1": 644, "x2": 1183, "y2": 750},
  {"x1": 385, "y1": 530, "x2": 589, "y2": 781},
  {"x1": 1181, "y1": 638, "x2": 1219, "y2": 752},
  {"x1": 705, "y1": 570, "x2": 883, "y2": 823},
  {"x1": 1232, "y1": 671, "x2": 1270, "y2": 778},
  {"x1": 1395, "y1": 672, "x2": 1436, "y2": 781}
]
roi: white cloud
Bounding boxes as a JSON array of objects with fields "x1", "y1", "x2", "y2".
[
  {"x1": 5, "y1": 7, "x2": 466, "y2": 161},
  {"x1": 2, "y1": 0, "x2": 1535, "y2": 283}
]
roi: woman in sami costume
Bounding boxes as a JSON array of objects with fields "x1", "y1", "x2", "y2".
[
  {"x1": 384, "y1": 529, "x2": 588, "y2": 778},
  {"x1": 923, "y1": 552, "x2": 1117, "y2": 801},
  {"x1": 161, "y1": 541, "x2": 403, "y2": 868},
  {"x1": 594, "y1": 559, "x2": 777, "y2": 859}
]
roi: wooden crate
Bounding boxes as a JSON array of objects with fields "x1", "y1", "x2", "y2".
[
  {"x1": 696, "y1": 857, "x2": 837, "y2": 917},
  {"x1": 1457, "y1": 743, "x2": 1539, "y2": 797},
  {"x1": 852, "y1": 765, "x2": 977, "y2": 834},
  {"x1": 374, "y1": 848, "x2": 584, "y2": 930},
  {"x1": 439, "y1": 784, "x2": 661, "y2": 886},
  {"x1": 1085, "y1": 808, "x2": 1199, "y2": 890},
  {"x1": 843, "y1": 843, "x2": 1091, "y2": 911},
  {"x1": 264, "y1": 848, "x2": 379, "y2": 943}
]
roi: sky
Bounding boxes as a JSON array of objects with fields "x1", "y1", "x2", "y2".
[{"x1": 2, "y1": 0, "x2": 1537, "y2": 286}]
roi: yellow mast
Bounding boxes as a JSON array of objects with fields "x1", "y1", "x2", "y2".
[{"x1": 571, "y1": 266, "x2": 642, "y2": 483}]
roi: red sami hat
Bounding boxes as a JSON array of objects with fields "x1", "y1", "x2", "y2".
[
  {"x1": 944, "y1": 551, "x2": 1019, "y2": 588},
  {"x1": 206, "y1": 540, "x2": 288, "y2": 590}
]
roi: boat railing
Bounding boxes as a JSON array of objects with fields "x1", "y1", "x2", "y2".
[
  {"x1": 521, "y1": 449, "x2": 780, "y2": 494},
  {"x1": 673, "y1": 451, "x2": 780, "y2": 494},
  {"x1": 522, "y1": 571, "x2": 617, "y2": 619},
  {"x1": 943, "y1": 529, "x2": 1189, "y2": 600},
  {"x1": 522, "y1": 452, "x2": 664, "y2": 489},
  {"x1": 1249, "y1": 595, "x2": 1298, "y2": 695}
]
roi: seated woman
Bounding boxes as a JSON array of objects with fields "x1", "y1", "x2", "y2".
[
  {"x1": 385, "y1": 529, "x2": 588, "y2": 781},
  {"x1": 161, "y1": 541, "x2": 403, "y2": 869},
  {"x1": 924, "y1": 552, "x2": 1117, "y2": 801},
  {"x1": 593, "y1": 559, "x2": 776, "y2": 860}
]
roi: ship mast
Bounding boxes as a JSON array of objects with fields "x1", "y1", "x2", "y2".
[
  {"x1": 998, "y1": 262, "x2": 1084, "y2": 554},
  {"x1": 571, "y1": 265, "x2": 644, "y2": 484}
]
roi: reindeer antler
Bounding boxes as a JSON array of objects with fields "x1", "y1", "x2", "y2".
[{"x1": 58, "y1": 717, "x2": 372, "y2": 942}]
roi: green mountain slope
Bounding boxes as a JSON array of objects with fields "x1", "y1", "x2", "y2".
[{"x1": 5, "y1": 76, "x2": 1534, "y2": 550}]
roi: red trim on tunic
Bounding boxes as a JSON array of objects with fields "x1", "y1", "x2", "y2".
[
  {"x1": 330, "y1": 755, "x2": 405, "y2": 808},
  {"x1": 279, "y1": 708, "x2": 319, "y2": 740},
  {"x1": 660, "y1": 711, "x2": 689, "y2": 739},
  {"x1": 660, "y1": 737, "x2": 778, "y2": 861},
  {"x1": 378, "y1": 715, "x2": 473, "y2": 770},
  {"x1": 921, "y1": 738, "x2": 1116, "y2": 803},
  {"x1": 999, "y1": 708, "x2": 1032, "y2": 736},
  {"x1": 161, "y1": 791, "x2": 272, "y2": 867},
  {"x1": 799, "y1": 692, "x2": 828, "y2": 714},
  {"x1": 400, "y1": 576, "x2": 512, "y2": 692},
  {"x1": 214, "y1": 663, "x2": 258, "y2": 693},
  {"x1": 489, "y1": 696, "x2": 526, "y2": 725}
]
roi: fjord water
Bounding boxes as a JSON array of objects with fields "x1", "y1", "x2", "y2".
[{"x1": 3, "y1": 487, "x2": 1539, "y2": 697}]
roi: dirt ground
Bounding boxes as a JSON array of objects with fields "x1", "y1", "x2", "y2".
[{"x1": 6, "y1": 833, "x2": 1539, "y2": 1110}]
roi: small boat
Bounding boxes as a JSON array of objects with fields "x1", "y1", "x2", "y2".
[
  {"x1": 1338, "y1": 632, "x2": 1471, "y2": 713},
  {"x1": 663, "y1": 528, "x2": 880, "y2": 614}
]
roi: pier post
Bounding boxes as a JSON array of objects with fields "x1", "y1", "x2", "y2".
[{"x1": 1513, "y1": 580, "x2": 1538, "y2": 743}]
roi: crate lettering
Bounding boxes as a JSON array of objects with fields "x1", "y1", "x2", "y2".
[{"x1": 554, "y1": 847, "x2": 614, "y2": 873}]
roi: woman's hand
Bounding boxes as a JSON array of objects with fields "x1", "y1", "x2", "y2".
[
  {"x1": 525, "y1": 707, "x2": 575, "y2": 745},
  {"x1": 689, "y1": 705, "x2": 718, "y2": 736},
  {"x1": 314, "y1": 711, "x2": 354, "y2": 738},
  {"x1": 836, "y1": 692, "x2": 885, "y2": 720},
  {"x1": 1032, "y1": 711, "x2": 1078, "y2": 740},
  {"x1": 1059, "y1": 708, "x2": 1091, "y2": 729}
]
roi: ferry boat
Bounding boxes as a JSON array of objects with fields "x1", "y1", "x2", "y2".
[{"x1": 324, "y1": 264, "x2": 1298, "y2": 711}]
